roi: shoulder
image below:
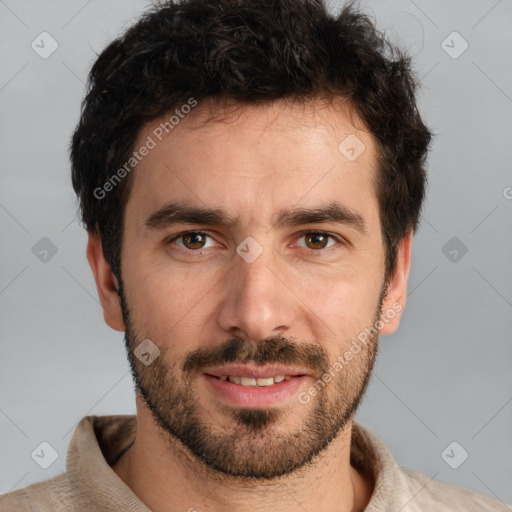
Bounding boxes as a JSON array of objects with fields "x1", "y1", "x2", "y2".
[
  {"x1": 0, "y1": 473, "x2": 77, "y2": 511},
  {"x1": 398, "y1": 466, "x2": 511, "y2": 511}
]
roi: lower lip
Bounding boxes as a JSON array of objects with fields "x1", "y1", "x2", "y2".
[{"x1": 203, "y1": 374, "x2": 309, "y2": 408}]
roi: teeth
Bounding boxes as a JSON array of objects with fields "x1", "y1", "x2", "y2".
[
  {"x1": 256, "y1": 377, "x2": 275, "y2": 387},
  {"x1": 222, "y1": 375, "x2": 292, "y2": 387},
  {"x1": 240, "y1": 377, "x2": 257, "y2": 386}
]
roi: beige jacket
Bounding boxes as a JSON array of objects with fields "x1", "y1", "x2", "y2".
[{"x1": 0, "y1": 415, "x2": 509, "y2": 511}]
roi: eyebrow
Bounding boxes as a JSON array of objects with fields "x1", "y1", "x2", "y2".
[
  {"x1": 274, "y1": 202, "x2": 367, "y2": 235},
  {"x1": 145, "y1": 203, "x2": 239, "y2": 230},
  {"x1": 144, "y1": 201, "x2": 367, "y2": 235}
]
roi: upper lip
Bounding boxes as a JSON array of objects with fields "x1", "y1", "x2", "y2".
[{"x1": 203, "y1": 364, "x2": 311, "y2": 379}]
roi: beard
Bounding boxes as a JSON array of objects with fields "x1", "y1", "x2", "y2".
[{"x1": 117, "y1": 279, "x2": 385, "y2": 481}]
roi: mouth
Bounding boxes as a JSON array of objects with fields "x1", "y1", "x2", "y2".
[
  {"x1": 203, "y1": 364, "x2": 310, "y2": 384},
  {"x1": 202, "y1": 364, "x2": 312, "y2": 407},
  {"x1": 205, "y1": 374, "x2": 305, "y2": 387}
]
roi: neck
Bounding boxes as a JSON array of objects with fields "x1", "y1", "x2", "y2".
[{"x1": 113, "y1": 404, "x2": 373, "y2": 512}]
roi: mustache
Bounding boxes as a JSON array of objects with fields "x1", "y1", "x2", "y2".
[{"x1": 182, "y1": 335, "x2": 330, "y2": 378}]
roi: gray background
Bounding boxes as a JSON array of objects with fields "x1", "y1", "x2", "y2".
[{"x1": 1, "y1": 0, "x2": 511, "y2": 506}]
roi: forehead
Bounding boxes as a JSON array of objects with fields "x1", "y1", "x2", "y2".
[{"x1": 125, "y1": 98, "x2": 379, "y2": 230}]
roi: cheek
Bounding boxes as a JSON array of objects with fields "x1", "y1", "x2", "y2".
[
  {"x1": 123, "y1": 258, "x2": 221, "y2": 344},
  {"x1": 296, "y1": 272, "x2": 382, "y2": 349}
]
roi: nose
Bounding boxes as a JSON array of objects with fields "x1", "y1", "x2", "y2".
[{"x1": 216, "y1": 246, "x2": 297, "y2": 341}]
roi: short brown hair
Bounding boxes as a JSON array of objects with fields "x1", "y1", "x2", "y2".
[{"x1": 71, "y1": 0, "x2": 431, "y2": 282}]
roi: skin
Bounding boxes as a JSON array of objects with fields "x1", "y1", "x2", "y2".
[{"x1": 87, "y1": 97, "x2": 412, "y2": 512}]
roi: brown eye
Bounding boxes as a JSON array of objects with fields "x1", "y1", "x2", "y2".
[
  {"x1": 181, "y1": 232, "x2": 207, "y2": 249},
  {"x1": 297, "y1": 231, "x2": 339, "y2": 250},
  {"x1": 304, "y1": 233, "x2": 329, "y2": 249},
  {"x1": 166, "y1": 230, "x2": 219, "y2": 254}
]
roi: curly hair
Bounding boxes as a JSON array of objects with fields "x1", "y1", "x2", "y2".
[{"x1": 70, "y1": 0, "x2": 431, "y2": 282}]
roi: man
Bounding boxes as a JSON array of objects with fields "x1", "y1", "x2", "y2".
[{"x1": 1, "y1": 0, "x2": 508, "y2": 510}]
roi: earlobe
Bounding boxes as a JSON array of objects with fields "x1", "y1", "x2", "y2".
[
  {"x1": 379, "y1": 232, "x2": 413, "y2": 335},
  {"x1": 86, "y1": 233, "x2": 126, "y2": 332}
]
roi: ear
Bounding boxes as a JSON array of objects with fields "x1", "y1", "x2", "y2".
[
  {"x1": 378, "y1": 232, "x2": 413, "y2": 335},
  {"x1": 86, "y1": 232, "x2": 125, "y2": 332}
]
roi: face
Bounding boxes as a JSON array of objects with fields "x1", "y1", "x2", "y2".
[{"x1": 91, "y1": 98, "x2": 409, "y2": 480}]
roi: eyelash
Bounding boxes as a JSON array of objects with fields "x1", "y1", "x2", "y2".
[{"x1": 165, "y1": 230, "x2": 345, "y2": 253}]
